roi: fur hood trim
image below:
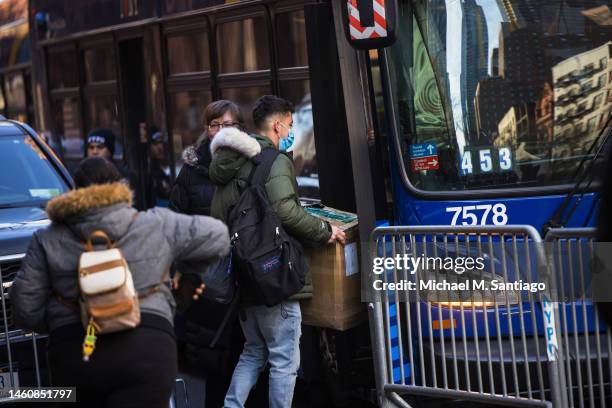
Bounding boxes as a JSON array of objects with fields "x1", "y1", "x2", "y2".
[
  {"x1": 46, "y1": 183, "x2": 132, "y2": 223},
  {"x1": 182, "y1": 145, "x2": 199, "y2": 166},
  {"x1": 182, "y1": 132, "x2": 209, "y2": 166},
  {"x1": 210, "y1": 127, "x2": 261, "y2": 158}
]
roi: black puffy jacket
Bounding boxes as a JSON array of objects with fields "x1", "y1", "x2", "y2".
[{"x1": 169, "y1": 140, "x2": 216, "y2": 216}]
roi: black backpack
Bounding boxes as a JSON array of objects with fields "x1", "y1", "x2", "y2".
[{"x1": 228, "y1": 148, "x2": 308, "y2": 306}]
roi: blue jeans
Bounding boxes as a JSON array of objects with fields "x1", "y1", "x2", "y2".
[{"x1": 224, "y1": 301, "x2": 301, "y2": 408}]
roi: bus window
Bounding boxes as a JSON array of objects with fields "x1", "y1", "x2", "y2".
[
  {"x1": 51, "y1": 96, "x2": 83, "y2": 171},
  {"x1": 167, "y1": 31, "x2": 210, "y2": 75},
  {"x1": 276, "y1": 10, "x2": 308, "y2": 68},
  {"x1": 220, "y1": 85, "x2": 271, "y2": 132},
  {"x1": 169, "y1": 90, "x2": 211, "y2": 174},
  {"x1": 84, "y1": 47, "x2": 117, "y2": 82},
  {"x1": 387, "y1": 0, "x2": 612, "y2": 192},
  {"x1": 48, "y1": 48, "x2": 78, "y2": 89},
  {"x1": 216, "y1": 17, "x2": 270, "y2": 73}
]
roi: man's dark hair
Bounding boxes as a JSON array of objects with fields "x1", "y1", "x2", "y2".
[
  {"x1": 73, "y1": 157, "x2": 123, "y2": 188},
  {"x1": 252, "y1": 95, "x2": 294, "y2": 130}
]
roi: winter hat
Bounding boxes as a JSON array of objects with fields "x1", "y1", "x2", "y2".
[
  {"x1": 148, "y1": 125, "x2": 164, "y2": 144},
  {"x1": 86, "y1": 128, "x2": 116, "y2": 156},
  {"x1": 149, "y1": 130, "x2": 163, "y2": 144}
]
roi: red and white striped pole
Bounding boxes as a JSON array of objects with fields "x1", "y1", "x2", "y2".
[{"x1": 347, "y1": 0, "x2": 388, "y2": 40}]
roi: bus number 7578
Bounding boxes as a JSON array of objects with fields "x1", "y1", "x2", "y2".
[{"x1": 446, "y1": 204, "x2": 509, "y2": 226}]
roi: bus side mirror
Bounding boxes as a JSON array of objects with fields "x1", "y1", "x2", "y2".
[{"x1": 342, "y1": 0, "x2": 398, "y2": 50}]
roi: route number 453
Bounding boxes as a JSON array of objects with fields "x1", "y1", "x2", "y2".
[
  {"x1": 446, "y1": 203, "x2": 508, "y2": 226},
  {"x1": 460, "y1": 147, "x2": 512, "y2": 175}
]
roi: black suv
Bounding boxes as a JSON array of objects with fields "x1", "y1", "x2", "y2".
[{"x1": 0, "y1": 118, "x2": 72, "y2": 390}]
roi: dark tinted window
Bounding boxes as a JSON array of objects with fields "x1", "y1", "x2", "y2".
[
  {"x1": 48, "y1": 49, "x2": 78, "y2": 89},
  {"x1": 167, "y1": 32, "x2": 210, "y2": 74},
  {"x1": 217, "y1": 17, "x2": 270, "y2": 73},
  {"x1": 84, "y1": 47, "x2": 117, "y2": 82},
  {"x1": 276, "y1": 10, "x2": 308, "y2": 68}
]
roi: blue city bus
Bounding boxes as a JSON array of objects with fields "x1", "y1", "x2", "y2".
[
  {"x1": 378, "y1": 0, "x2": 607, "y2": 231},
  {"x1": 346, "y1": 0, "x2": 611, "y2": 406}
]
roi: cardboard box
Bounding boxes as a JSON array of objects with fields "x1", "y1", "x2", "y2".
[{"x1": 300, "y1": 205, "x2": 366, "y2": 331}]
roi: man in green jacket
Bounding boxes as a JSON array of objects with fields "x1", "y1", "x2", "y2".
[{"x1": 210, "y1": 95, "x2": 345, "y2": 408}]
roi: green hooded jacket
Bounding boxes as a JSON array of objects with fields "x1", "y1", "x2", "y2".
[{"x1": 209, "y1": 127, "x2": 332, "y2": 300}]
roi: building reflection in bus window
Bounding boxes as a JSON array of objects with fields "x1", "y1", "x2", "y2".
[
  {"x1": 52, "y1": 97, "x2": 82, "y2": 171},
  {"x1": 87, "y1": 94, "x2": 123, "y2": 160},
  {"x1": 170, "y1": 90, "x2": 211, "y2": 175},
  {"x1": 216, "y1": 17, "x2": 269, "y2": 73},
  {"x1": 388, "y1": 0, "x2": 612, "y2": 191},
  {"x1": 279, "y1": 79, "x2": 319, "y2": 199},
  {"x1": 276, "y1": 10, "x2": 308, "y2": 68},
  {"x1": 167, "y1": 32, "x2": 210, "y2": 75},
  {"x1": 220, "y1": 86, "x2": 271, "y2": 132},
  {"x1": 84, "y1": 47, "x2": 117, "y2": 82}
]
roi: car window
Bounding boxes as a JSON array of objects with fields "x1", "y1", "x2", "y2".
[{"x1": 0, "y1": 133, "x2": 68, "y2": 207}]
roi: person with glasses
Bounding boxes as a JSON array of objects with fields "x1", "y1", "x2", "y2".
[
  {"x1": 170, "y1": 100, "x2": 245, "y2": 216},
  {"x1": 169, "y1": 99, "x2": 246, "y2": 408}
]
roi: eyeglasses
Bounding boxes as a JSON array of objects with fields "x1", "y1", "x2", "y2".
[{"x1": 208, "y1": 122, "x2": 240, "y2": 131}]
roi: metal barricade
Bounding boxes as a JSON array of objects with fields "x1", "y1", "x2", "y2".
[
  {"x1": 369, "y1": 225, "x2": 566, "y2": 407},
  {"x1": 0, "y1": 254, "x2": 45, "y2": 403},
  {"x1": 545, "y1": 228, "x2": 610, "y2": 408}
]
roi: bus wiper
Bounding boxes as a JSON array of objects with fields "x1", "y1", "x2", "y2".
[{"x1": 544, "y1": 116, "x2": 611, "y2": 234}]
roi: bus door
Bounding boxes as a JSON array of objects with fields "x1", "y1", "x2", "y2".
[
  {"x1": 117, "y1": 36, "x2": 148, "y2": 209},
  {"x1": 117, "y1": 28, "x2": 173, "y2": 210}
]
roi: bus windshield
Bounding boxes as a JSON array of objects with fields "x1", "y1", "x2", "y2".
[{"x1": 386, "y1": 0, "x2": 612, "y2": 191}]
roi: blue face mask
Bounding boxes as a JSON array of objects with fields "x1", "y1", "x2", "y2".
[{"x1": 279, "y1": 131, "x2": 295, "y2": 152}]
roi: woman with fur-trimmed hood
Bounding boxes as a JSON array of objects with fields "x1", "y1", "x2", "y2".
[
  {"x1": 10, "y1": 157, "x2": 229, "y2": 408},
  {"x1": 169, "y1": 100, "x2": 245, "y2": 216}
]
